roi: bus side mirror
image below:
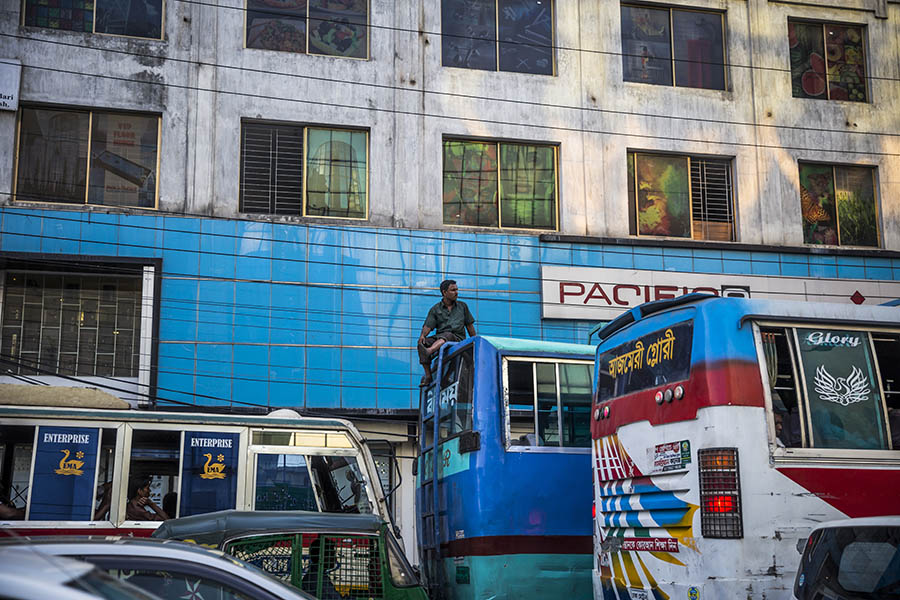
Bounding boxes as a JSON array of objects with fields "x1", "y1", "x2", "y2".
[{"x1": 411, "y1": 457, "x2": 418, "y2": 477}]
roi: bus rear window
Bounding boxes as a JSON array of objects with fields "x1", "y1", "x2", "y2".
[
  {"x1": 761, "y1": 326, "x2": 899, "y2": 451},
  {"x1": 596, "y1": 321, "x2": 693, "y2": 401}
]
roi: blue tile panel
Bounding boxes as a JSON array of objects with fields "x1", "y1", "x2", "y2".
[{"x1": 2, "y1": 206, "x2": 898, "y2": 411}]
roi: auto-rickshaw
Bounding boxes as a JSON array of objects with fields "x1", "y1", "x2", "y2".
[{"x1": 153, "y1": 510, "x2": 427, "y2": 600}]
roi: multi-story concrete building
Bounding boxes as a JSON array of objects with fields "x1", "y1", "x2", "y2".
[{"x1": 1, "y1": 0, "x2": 899, "y2": 548}]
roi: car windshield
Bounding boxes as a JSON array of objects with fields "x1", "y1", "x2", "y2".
[
  {"x1": 67, "y1": 567, "x2": 162, "y2": 600},
  {"x1": 795, "y1": 525, "x2": 900, "y2": 600}
]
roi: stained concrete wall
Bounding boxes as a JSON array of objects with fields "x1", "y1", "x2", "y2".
[{"x1": 1, "y1": 0, "x2": 898, "y2": 247}]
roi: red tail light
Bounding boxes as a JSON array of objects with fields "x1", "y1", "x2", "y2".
[
  {"x1": 592, "y1": 502, "x2": 596, "y2": 519},
  {"x1": 698, "y1": 448, "x2": 743, "y2": 538},
  {"x1": 704, "y1": 494, "x2": 735, "y2": 513}
]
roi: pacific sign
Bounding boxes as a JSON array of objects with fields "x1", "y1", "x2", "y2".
[{"x1": 541, "y1": 265, "x2": 900, "y2": 321}]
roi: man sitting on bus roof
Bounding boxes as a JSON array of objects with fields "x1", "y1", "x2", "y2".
[{"x1": 417, "y1": 280, "x2": 476, "y2": 386}]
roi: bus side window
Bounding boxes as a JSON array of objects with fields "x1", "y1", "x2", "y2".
[
  {"x1": 1, "y1": 425, "x2": 118, "y2": 521},
  {"x1": 0, "y1": 425, "x2": 32, "y2": 519},
  {"x1": 506, "y1": 360, "x2": 537, "y2": 446},
  {"x1": 873, "y1": 333, "x2": 900, "y2": 450},
  {"x1": 560, "y1": 363, "x2": 592, "y2": 448},
  {"x1": 127, "y1": 429, "x2": 180, "y2": 520},
  {"x1": 761, "y1": 328, "x2": 803, "y2": 448}
]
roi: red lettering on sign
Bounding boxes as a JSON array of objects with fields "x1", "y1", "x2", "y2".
[
  {"x1": 584, "y1": 283, "x2": 612, "y2": 305},
  {"x1": 612, "y1": 284, "x2": 641, "y2": 306},
  {"x1": 654, "y1": 286, "x2": 678, "y2": 300},
  {"x1": 692, "y1": 287, "x2": 719, "y2": 296},
  {"x1": 559, "y1": 282, "x2": 585, "y2": 304}
]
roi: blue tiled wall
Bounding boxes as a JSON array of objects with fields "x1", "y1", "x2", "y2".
[{"x1": 3, "y1": 207, "x2": 900, "y2": 411}]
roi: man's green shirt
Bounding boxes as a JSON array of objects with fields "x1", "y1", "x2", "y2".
[{"x1": 424, "y1": 300, "x2": 475, "y2": 339}]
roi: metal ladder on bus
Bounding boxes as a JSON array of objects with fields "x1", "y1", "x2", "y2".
[{"x1": 416, "y1": 347, "x2": 449, "y2": 600}]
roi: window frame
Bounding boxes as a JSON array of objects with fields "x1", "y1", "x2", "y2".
[
  {"x1": 243, "y1": 0, "x2": 370, "y2": 60},
  {"x1": 440, "y1": 0, "x2": 557, "y2": 75},
  {"x1": 797, "y1": 161, "x2": 881, "y2": 248},
  {"x1": 501, "y1": 356, "x2": 593, "y2": 454},
  {"x1": 620, "y1": 3, "x2": 728, "y2": 91},
  {"x1": 787, "y1": 18, "x2": 869, "y2": 103},
  {"x1": 21, "y1": 0, "x2": 166, "y2": 40},
  {"x1": 628, "y1": 150, "x2": 736, "y2": 241},
  {"x1": 239, "y1": 120, "x2": 369, "y2": 221},
  {"x1": 441, "y1": 137, "x2": 560, "y2": 232},
  {"x1": 14, "y1": 106, "x2": 161, "y2": 209},
  {"x1": 753, "y1": 321, "x2": 899, "y2": 462}
]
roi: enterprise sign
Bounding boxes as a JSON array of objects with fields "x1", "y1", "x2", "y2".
[{"x1": 541, "y1": 265, "x2": 900, "y2": 321}]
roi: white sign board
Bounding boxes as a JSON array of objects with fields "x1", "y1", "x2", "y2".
[
  {"x1": 541, "y1": 265, "x2": 900, "y2": 321},
  {"x1": 0, "y1": 59, "x2": 21, "y2": 112}
]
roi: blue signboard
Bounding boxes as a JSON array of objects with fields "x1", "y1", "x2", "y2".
[
  {"x1": 30, "y1": 426, "x2": 99, "y2": 520},
  {"x1": 180, "y1": 431, "x2": 239, "y2": 517}
]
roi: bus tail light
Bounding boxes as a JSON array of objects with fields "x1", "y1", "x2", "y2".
[{"x1": 698, "y1": 448, "x2": 743, "y2": 539}]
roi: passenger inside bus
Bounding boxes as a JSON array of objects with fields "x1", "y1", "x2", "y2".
[
  {"x1": 126, "y1": 476, "x2": 170, "y2": 521},
  {"x1": 0, "y1": 493, "x2": 24, "y2": 519}
]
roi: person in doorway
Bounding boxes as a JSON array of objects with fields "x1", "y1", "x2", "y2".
[
  {"x1": 125, "y1": 476, "x2": 170, "y2": 521},
  {"x1": 417, "y1": 280, "x2": 476, "y2": 386}
]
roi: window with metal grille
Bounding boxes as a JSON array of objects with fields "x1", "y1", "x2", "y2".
[
  {"x1": 698, "y1": 447, "x2": 743, "y2": 538},
  {"x1": 240, "y1": 122, "x2": 368, "y2": 219},
  {"x1": 627, "y1": 152, "x2": 734, "y2": 241},
  {"x1": 226, "y1": 532, "x2": 384, "y2": 598},
  {"x1": 302, "y1": 534, "x2": 383, "y2": 599},
  {"x1": 0, "y1": 272, "x2": 142, "y2": 377},
  {"x1": 240, "y1": 124, "x2": 304, "y2": 216}
]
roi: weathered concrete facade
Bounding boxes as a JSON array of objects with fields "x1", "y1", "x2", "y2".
[{"x1": 2, "y1": 0, "x2": 898, "y2": 241}]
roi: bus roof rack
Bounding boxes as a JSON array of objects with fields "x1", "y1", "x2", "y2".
[{"x1": 591, "y1": 293, "x2": 718, "y2": 343}]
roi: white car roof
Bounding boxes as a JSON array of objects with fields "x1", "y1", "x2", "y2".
[
  {"x1": 0, "y1": 537, "x2": 314, "y2": 600},
  {"x1": 0, "y1": 549, "x2": 117, "y2": 600},
  {"x1": 809, "y1": 515, "x2": 900, "y2": 533}
]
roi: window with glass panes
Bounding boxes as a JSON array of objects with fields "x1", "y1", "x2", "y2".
[
  {"x1": 798, "y1": 163, "x2": 878, "y2": 247},
  {"x1": 0, "y1": 272, "x2": 142, "y2": 377},
  {"x1": 442, "y1": 139, "x2": 557, "y2": 230},
  {"x1": 245, "y1": 0, "x2": 368, "y2": 58},
  {"x1": 628, "y1": 152, "x2": 734, "y2": 241},
  {"x1": 23, "y1": 0, "x2": 163, "y2": 38},
  {"x1": 441, "y1": 0, "x2": 554, "y2": 75},
  {"x1": 788, "y1": 21, "x2": 867, "y2": 102},
  {"x1": 620, "y1": 4, "x2": 726, "y2": 90},
  {"x1": 15, "y1": 107, "x2": 159, "y2": 208},
  {"x1": 240, "y1": 122, "x2": 367, "y2": 219},
  {"x1": 504, "y1": 358, "x2": 592, "y2": 448}
]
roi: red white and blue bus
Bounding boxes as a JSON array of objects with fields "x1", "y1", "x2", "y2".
[{"x1": 590, "y1": 295, "x2": 899, "y2": 599}]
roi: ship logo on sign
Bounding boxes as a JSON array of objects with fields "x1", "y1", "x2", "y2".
[
  {"x1": 55, "y1": 449, "x2": 85, "y2": 476},
  {"x1": 814, "y1": 365, "x2": 869, "y2": 406}
]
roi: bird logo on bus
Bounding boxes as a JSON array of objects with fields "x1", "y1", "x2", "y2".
[
  {"x1": 814, "y1": 365, "x2": 870, "y2": 406},
  {"x1": 54, "y1": 449, "x2": 85, "y2": 476},
  {"x1": 200, "y1": 453, "x2": 227, "y2": 479}
]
